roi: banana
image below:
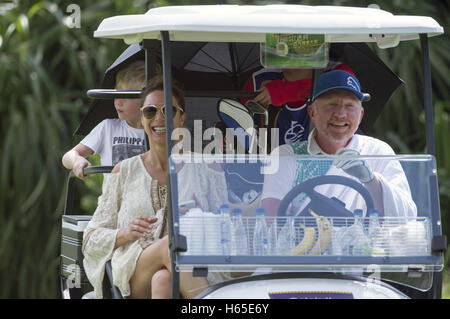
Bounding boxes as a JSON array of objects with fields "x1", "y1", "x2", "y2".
[
  {"x1": 291, "y1": 225, "x2": 316, "y2": 255},
  {"x1": 308, "y1": 210, "x2": 332, "y2": 255}
]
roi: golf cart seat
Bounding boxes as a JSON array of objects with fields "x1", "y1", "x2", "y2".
[
  {"x1": 215, "y1": 98, "x2": 265, "y2": 216},
  {"x1": 217, "y1": 98, "x2": 264, "y2": 154},
  {"x1": 60, "y1": 166, "x2": 124, "y2": 299},
  {"x1": 224, "y1": 161, "x2": 264, "y2": 217}
]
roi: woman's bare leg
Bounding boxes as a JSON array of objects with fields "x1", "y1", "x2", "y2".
[
  {"x1": 128, "y1": 236, "x2": 171, "y2": 298},
  {"x1": 179, "y1": 272, "x2": 209, "y2": 299},
  {"x1": 128, "y1": 235, "x2": 209, "y2": 299},
  {"x1": 151, "y1": 269, "x2": 171, "y2": 299}
]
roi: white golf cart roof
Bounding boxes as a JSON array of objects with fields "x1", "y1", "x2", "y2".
[{"x1": 94, "y1": 4, "x2": 443, "y2": 48}]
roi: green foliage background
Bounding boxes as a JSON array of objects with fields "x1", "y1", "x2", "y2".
[{"x1": 0, "y1": 0, "x2": 448, "y2": 298}]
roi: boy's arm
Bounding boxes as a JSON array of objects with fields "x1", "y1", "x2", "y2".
[{"x1": 62, "y1": 143, "x2": 94, "y2": 179}]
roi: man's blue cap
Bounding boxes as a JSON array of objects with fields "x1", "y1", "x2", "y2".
[{"x1": 312, "y1": 70, "x2": 367, "y2": 102}]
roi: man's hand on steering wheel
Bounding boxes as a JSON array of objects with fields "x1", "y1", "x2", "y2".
[{"x1": 333, "y1": 148, "x2": 374, "y2": 184}]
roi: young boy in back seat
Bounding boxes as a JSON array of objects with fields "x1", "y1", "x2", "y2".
[{"x1": 62, "y1": 60, "x2": 157, "y2": 191}]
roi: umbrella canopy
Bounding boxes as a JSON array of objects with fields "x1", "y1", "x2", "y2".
[
  {"x1": 75, "y1": 41, "x2": 402, "y2": 136},
  {"x1": 75, "y1": 41, "x2": 261, "y2": 136}
]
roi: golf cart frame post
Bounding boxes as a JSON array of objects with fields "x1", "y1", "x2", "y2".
[
  {"x1": 160, "y1": 30, "x2": 183, "y2": 299},
  {"x1": 419, "y1": 34, "x2": 436, "y2": 158},
  {"x1": 419, "y1": 33, "x2": 446, "y2": 297},
  {"x1": 79, "y1": 5, "x2": 445, "y2": 299}
]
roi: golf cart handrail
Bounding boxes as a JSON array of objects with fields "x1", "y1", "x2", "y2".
[
  {"x1": 94, "y1": 5, "x2": 443, "y2": 46},
  {"x1": 64, "y1": 166, "x2": 113, "y2": 215},
  {"x1": 86, "y1": 89, "x2": 259, "y2": 99}
]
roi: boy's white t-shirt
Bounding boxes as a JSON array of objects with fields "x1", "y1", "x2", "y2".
[{"x1": 81, "y1": 118, "x2": 147, "y2": 190}]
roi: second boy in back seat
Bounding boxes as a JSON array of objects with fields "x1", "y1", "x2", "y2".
[{"x1": 241, "y1": 61, "x2": 354, "y2": 147}]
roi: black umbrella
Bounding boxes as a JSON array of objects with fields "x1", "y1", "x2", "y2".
[
  {"x1": 75, "y1": 41, "x2": 261, "y2": 136},
  {"x1": 75, "y1": 41, "x2": 402, "y2": 136}
]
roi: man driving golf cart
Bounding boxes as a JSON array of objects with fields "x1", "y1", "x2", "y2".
[{"x1": 261, "y1": 70, "x2": 417, "y2": 219}]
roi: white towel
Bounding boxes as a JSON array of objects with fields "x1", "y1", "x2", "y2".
[
  {"x1": 387, "y1": 220, "x2": 429, "y2": 256},
  {"x1": 180, "y1": 209, "x2": 221, "y2": 255},
  {"x1": 202, "y1": 213, "x2": 222, "y2": 255},
  {"x1": 180, "y1": 208, "x2": 204, "y2": 255}
]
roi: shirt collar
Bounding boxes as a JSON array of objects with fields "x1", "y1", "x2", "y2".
[
  {"x1": 307, "y1": 128, "x2": 325, "y2": 155},
  {"x1": 307, "y1": 128, "x2": 358, "y2": 155}
]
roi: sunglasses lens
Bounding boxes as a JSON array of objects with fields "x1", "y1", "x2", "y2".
[
  {"x1": 161, "y1": 106, "x2": 181, "y2": 116},
  {"x1": 142, "y1": 105, "x2": 182, "y2": 119},
  {"x1": 142, "y1": 106, "x2": 157, "y2": 119}
]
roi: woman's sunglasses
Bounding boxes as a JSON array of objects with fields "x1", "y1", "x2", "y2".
[{"x1": 140, "y1": 104, "x2": 184, "y2": 120}]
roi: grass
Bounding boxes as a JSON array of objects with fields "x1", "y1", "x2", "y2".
[{"x1": 443, "y1": 269, "x2": 450, "y2": 299}]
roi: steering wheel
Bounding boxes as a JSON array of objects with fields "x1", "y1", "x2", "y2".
[{"x1": 277, "y1": 175, "x2": 375, "y2": 218}]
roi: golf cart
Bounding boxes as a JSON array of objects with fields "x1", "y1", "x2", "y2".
[{"x1": 60, "y1": 4, "x2": 446, "y2": 299}]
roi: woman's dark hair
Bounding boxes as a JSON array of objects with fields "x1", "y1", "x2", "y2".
[{"x1": 141, "y1": 75, "x2": 186, "y2": 111}]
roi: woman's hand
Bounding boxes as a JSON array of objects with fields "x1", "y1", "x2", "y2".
[{"x1": 115, "y1": 215, "x2": 158, "y2": 249}]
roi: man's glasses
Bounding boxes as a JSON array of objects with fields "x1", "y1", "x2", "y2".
[{"x1": 140, "y1": 104, "x2": 184, "y2": 120}]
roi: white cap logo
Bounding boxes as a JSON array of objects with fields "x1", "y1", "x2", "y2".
[{"x1": 347, "y1": 76, "x2": 360, "y2": 92}]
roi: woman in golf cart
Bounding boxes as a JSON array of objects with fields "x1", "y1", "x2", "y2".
[{"x1": 82, "y1": 76, "x2": 228, "y2": 299}]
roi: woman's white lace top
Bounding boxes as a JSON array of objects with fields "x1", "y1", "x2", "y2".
[{"x1": 82, "y1": 155, "x2": 228, "y2": 298}]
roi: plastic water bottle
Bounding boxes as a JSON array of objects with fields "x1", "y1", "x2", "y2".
[
  {"x1": 231, "y1": 208, "x2": 248, "y2": 255},
  {"x1": 267, "y1": 217, "x2": 278, "y2": 255},
  {"x1": 219, "y1": 204, "x2": 232, "y2": 255},
  {"x1": 276, "y1": 213, "x2": 295, "y2": 255},
  {"x1": 343, "y1": 209, "x2": 367, "y2": 274},
  {"x1": 353, "y1": 209, "x2": 363, "y2": 220},
  {"x1": 367, "y1": 208, "x2": 384, "y2": 255},
  {"x1": 351, "y1": 209, "x2": 369, "y2": 256},
  {"x1": 253, "y1": 208, "x2": 269, "y2": 256}
]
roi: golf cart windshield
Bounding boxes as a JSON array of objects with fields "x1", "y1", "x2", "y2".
[{"x1": 169, "y1": 154, "x2": 442, "y2": 291}]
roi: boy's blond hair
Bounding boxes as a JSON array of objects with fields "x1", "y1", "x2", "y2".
[{"x1": 115, "y1": 60, "x2": 161, "y2": 90}]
